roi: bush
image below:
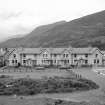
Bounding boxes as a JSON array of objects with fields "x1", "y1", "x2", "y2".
[{"x1": 0, "y1": 77, "x2": 99, "y2": 96}]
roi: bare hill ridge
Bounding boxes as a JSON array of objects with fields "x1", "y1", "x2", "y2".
[{"x1": 1, "y1": 10, "x2": 105, "y2": 49}]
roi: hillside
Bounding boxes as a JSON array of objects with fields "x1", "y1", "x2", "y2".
[
  {"x1": 0, "y1": 21, "x2": 66, "y2": 48},
  {"x1": 1, "y1": 10, "x2": 105, "y2": 49}
]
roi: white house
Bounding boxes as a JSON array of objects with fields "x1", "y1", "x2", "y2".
[{"x1": 6, "y1": 47, "x2": 104, "y2": 67}]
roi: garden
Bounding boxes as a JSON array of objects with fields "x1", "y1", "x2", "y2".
[{"x1": 0, "y1": 75, "x2": 99, "y2": 95}]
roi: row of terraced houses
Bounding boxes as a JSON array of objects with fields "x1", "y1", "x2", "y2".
[{"x1": 3, "y1": 47, "x2": 105, "y2": 67}]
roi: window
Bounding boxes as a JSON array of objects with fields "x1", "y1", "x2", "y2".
[
  {"x1": 43, "y1": 54, "x2": 48, "y2": 57},
  {"x1": 12, "y1": 60, "x2": 14, "y2": 63},
  {"x1": 74, "y1": 60, "x2": 77, "y2": 62},
  {"x1": 15, "y1": 60, "x2": 17, "y2": 63},
  {"x1": 23, "y1": 54, "x2": 26, "y2": 58},
  {"x1": 85, "y1": 54, "x2": 88, "y2": 58},
  {"x1": 50, "y1": 54, "x2": 53, "y2": 58},
  {"x1": 13, "y1": 54, "x2": 16, "y2": 58},
  {"x1": 97, "y1": 60, "x2": 99, "y2": 64},
  {"x1": 34, "y1": 54, "x2": 37, "y2": 57},
  {"x1": 74, "y1": 54, "x2": 77, "y2": 57},
  {"x1": 54, "y1": 54, "x2": 57, "y2": 57},
  {"x1": 85, "y1": 60, "x2": 88, "y2": 64},
  {"x1": 63, "y1": 54, "x2": 68, "y2": 57},
  {"x1": 96, "y1": 54, "x2": 98, "y2": 58},
  {"x1": 66, "y1": 54, "x2": 68, "y2": 57},
  {"x1": 23, "y1": 60, "x2": 26, "y2": 64},
  {"x1": 63, "y1": 54, "x2": 65, "y2": 57},
  {"x1": 68, "y1": 60, "x2": 69, "y2": 63},
  {"x1": 55, "y1": 60, "x2": 56, "y2": 63},
  {"x1": 94, "y1": 59, "x2": 96, "y2": 64},
  {"x1": 43, "y1": 54, "x2": 45, "y2": 57}
]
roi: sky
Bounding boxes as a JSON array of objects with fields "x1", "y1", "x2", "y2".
[{"x1": 0, "y1": 0, "x2": 105, "y2": 40}]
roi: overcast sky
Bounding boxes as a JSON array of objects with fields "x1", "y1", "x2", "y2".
[{"x1": 0, "y1": 0, "x2": 105, "y2": 40}]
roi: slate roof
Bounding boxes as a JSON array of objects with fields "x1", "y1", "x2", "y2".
[
  {"x1": 19, "y1": 48, "x2": 41, "y2": 54},
  {"x1": 50, "y1": 48, "x2": 68, "y2": 54},
  {"x1": 101, "y1": 51, "x2": 105, "y2": 54},
  {"x1": 18, "y1": 47, "x2": 98, "y2": 54},
  {"x1": 4, "y1": 48, "x2": 16, "y2": 59},
  {"x1": 71, "y1": 47, "x2": 98, "y2": 54}
]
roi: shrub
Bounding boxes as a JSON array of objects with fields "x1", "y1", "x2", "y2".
[{"x1": 0, "y1": 77, "x2": 99, "y2": 95}]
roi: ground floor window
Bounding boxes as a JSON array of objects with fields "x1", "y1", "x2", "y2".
[
  {"x1": 23, "y1": 60, "x2": 26, "y2": 64},
  {"x1": 12, "y1": 60, "x2": 14, "y2": 63},
  {"x1": 54, "y1": 60, "x2": 56, "y2": 63},
  {"x1": 15, "y1": 60, "x2": 17, "y2": 63},
  {"x1": 12, "y1": 60, "x2": 18, "y2": 64},
  {"x1": 85, "y1": 60, "x2": 88, "y2": 64},
  {"x1": 94, "y1": 59, "x2": 100, "y2": 64},
  {"x1": 94, "y1": 59, "x2": 96, "y2": 64},
  {"x1": 67, "y1": 60, "x2": 69, "y2": 63},
  {"x1": 97, "y1": 59, "x2": 99, "y2": 64}
]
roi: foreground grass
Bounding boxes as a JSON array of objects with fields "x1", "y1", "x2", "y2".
[{"x1": 0, "y1": 76, "x2": 99, "y2": 96}]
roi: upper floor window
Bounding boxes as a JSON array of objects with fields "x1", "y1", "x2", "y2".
[
  {"x1": 66, "y1": 54, "x2": 68, "y2": 57},
  {"x1": 63, "y1": 54, "x2": 65, "y2": 57},
  {"x1": 74, "y1": 60, "x2": 77, "y2": 62},
  {"x1": 43, "y1": 54, "x2": 48, "y2": 57},
  {"x1": 74, "y1": 54, "x2": 77, "y2": 58},
  {"x1": 23, "y1": 54, "x2": 26, "y2": 58},
  {"x1": 12, "y1": 60, "x2": 14, "y2": 63},
  {"x1": 95, "y1": 54, "x2": 98, "y2": 58},
  {"x1": 23, "y1": 60, "x2": 26, "y2": 64},
  {"x1": 34, "y1": 54, "x2": 37, "y2": 57},
  {"x1": 64, "y1": 54, "x2": 69, "y2": 57},
  {"x1": 67, "y1": 60, "x2": 69, "y2": 63},
  {"x1": 54, "y1": 60, "x2": 56, "y2": 63},
  {"x1": 13, "y1": 54, "x2": 16, "y2": 58},
  {"x1": 54, "y1": 54, "x2": 57, "y2": 57},
  {"x1": 94, "y1": 59, "x2": 96, "y2": 64},
  {"x1": 85, "y1": 54, "x2": 88, "y2": 58},
  {"x1": 15, "y1": 60, "x2": 17, "y2": 63},
  {"x1": 85, "y1": 60, "x2": 88, "y2": 64},
  {"x1": 50, "y1": 54, "x2": 52, "y2": 57}
]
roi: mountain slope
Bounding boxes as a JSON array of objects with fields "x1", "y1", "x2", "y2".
[
  {"x1": 1, "y1": 10, "x2": 105, "y2": 49},
  {"x1": 0, "y1": 21, "x2": 66, "y2": 48}
]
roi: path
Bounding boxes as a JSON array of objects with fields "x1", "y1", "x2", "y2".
[{"x1": 26, "y1": 68, "x2": 105, "y2": 104}]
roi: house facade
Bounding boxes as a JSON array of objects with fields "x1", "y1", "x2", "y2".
[
  {"x1": 71, "y1": 48, "x2": 103, "y2": 66},
  {"x1": 6, "y1": 47, "x2": 104, "y2": 67}
]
